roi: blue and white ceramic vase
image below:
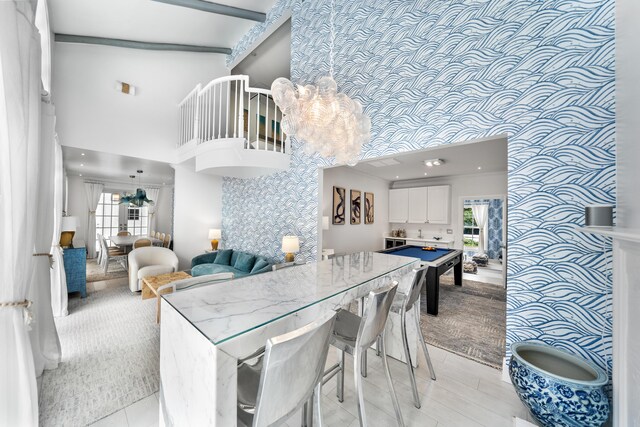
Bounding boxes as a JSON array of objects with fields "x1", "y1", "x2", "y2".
[{"x1": 509, "y1": 342, "x2": 609, "y2": 427}]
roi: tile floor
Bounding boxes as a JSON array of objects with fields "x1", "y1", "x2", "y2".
[{"x1": 90, "y1": 344, "x2": 534, "y2": 426}]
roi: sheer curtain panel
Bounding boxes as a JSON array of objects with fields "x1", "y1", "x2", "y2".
[
  {"x1": 51, "y1": 137, "x2": 68, "y2": 316},
  {"x1": 0, "y1": 1, "x2": 44, "y2": 424},
  {"x1": 84, "y1": 182, "x2": 104, "y2": 258},
  {"x1": 471, "y1": 204, "x2": 489, "y2": 254},
  {"x1": 145, "y1": 187, "x2": 160, "y2": 235},
  {"x1": 28, "y1": 97, "x2": 62, "y2": 375}
]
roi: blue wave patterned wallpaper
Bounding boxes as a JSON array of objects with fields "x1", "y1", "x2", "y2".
[{"x1": 223, "y1": 0, "x2": 615, "y2": 376}]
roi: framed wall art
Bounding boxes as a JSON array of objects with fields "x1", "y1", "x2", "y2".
[
  {"x1": 364, "y1": 192, "x2": 374, "y2": 224},
  {"x1": 350, "y1": 190, "x2": 361, "y2": 224},
  {"x1": 332, "y1": 186, "x2": 346, "y2": 225}
]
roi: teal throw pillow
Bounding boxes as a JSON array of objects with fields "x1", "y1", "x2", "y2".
[
  {"x1": 213, "y1": 249, "x2": 233, "y2": 266},
  {"x1": 234, "y1": 252, "x2": 256, "y2": 273},
  {"x1": 251, "y1": 258, "x2": 270, "y2": 273}
]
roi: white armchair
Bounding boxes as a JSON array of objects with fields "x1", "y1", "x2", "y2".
[{"x1": 128, "y1": 246, "x2": 179, "y2": 292}]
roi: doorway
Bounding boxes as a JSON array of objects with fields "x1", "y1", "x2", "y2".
[{"x1": 461, "y1": 196, "x2": 506, "y2": 287}]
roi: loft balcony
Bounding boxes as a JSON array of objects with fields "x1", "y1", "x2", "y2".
[{"x1": 176, "y1": 75, "x2": 290, "y2": 178}]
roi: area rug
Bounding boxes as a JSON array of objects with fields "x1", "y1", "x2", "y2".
[
  {"x1": 420, "y1": 276, "x2": 506, "y2": 369},
  {"x1": 39, "y1": 285, "x2": 159, "y2": 426},
  {"x1": 86, "y1": 258, "x2": 128, "y2": 283}
]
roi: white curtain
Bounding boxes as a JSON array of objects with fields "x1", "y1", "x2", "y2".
[
  {"x1": 51, "y1": 136, "x2": 67, "y2": 316},
  {"x1": 0, "y1": 1, "x2": 44, "y2": 424},
  {"x1": 84, "y1": 182, "x2": 104, "y2": 259},
  {"x1": 471, "y1": 204, "x2": 489, "y2": 254},
  {"x1": 29, "y1": 96, "x2": 62, "y2": 375},
  {"x1": 145, "y1": 186, "x2": 160, "y2": 235}
]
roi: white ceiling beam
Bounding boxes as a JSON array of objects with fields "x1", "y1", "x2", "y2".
[
  {"x1": 151, "y1": 0, "x2": 266, "y2": 22},
  {"x1": 54, "y1": 34, "x2": 232, "y2": 54}
]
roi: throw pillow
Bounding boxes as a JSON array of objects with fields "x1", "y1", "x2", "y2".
[
  {"x1": 234, "y1": 252, "x2": 256, "y2": 273},
  {"x1": 251, "y1": 258, "x2": 270, "y2": 273},
  {"x1": 213, "y1": 249, "x2": 233, "y2": 266}
]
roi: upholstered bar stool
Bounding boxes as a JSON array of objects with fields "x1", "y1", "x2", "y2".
[
  {"x1": 324, "y1": 282, "x2": 405, "y2": 427},
  {"x1": 236, "y1": 311, "x2": 337, "y2": 427}
]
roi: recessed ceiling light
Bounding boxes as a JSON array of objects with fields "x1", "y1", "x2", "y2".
[
  {"x1": 425, "y1": 161, "x2": 433, "y2": 167},
  {"x1": 79, "y1": 173, "x2": 82, "y2": 177},
  {"x1": 80, "y1": 163, "x2": 84, "y2": 167},
  {"x1": 81, "y1": 153, "x2": 85, "y2": 156},
  {"x1": 424, "y1": 172, "x2": 427, "y2": 176},
  {"x1": 477, "y1": 166, "x2": 482, "y2": 170},
  {"x1": 424, "y1": 158, "x2": 444, "y2": 167},
  {"x1": 396, "y1": 176, "x2": 399, "y2": 179},
  {"x1": 162, "y1": 182, "x2": 166, "y2": 185}
]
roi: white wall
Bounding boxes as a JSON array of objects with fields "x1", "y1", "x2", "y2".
[
  {"x1": 391, "y1": 172, "x2": 507, "y2": 249},
  {"x1": 173, "y1": 164, "x2": 222, "y2": 270},
  {"x1": 154, "y1": 186, "x2": 174, "y2": 236},
  {"x1": 616, "y1": 0, "x2": 640, "y2": 227},
  {"x1": 53, "y1": 43, "x2": 229, "y2": 163},
  {"x1": 321, "y1": 167, "x2": 390, "y2": 253}
]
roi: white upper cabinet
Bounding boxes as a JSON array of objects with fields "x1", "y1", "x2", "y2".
[
  {"x1": 427, "y1": 185, "x2": 450, "y2": 224},
  {"x1": 388, "y1": 188, "x2": 409, "y2": 223},
  {"x1": 389, "y1": 185, "x2": 450, "y2": 224},
  {"x1": 408, "y1": 187, "x2": 428, "y2": 223}
]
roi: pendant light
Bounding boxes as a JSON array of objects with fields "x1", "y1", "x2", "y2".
[
  {"x1": 119, "y1": 170, "x2": 154, "y2": 207},
  {"x1": 270, "y1": 0, "x2": 371, "y2": 166}
]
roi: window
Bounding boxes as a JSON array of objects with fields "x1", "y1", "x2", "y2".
[
  {"x1": 463, "y1": 207, "x2": 480, "y2": 247},
  {"x1": 127, "y1": 206, "x2": 148, "y2": 236},
  {"x1": 95, "y1": 192, "x2": 121, "y2": 252}
]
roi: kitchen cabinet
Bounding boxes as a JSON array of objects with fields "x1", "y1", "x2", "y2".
[
  {"x1": 407, "y1": 188, "x2": 428, "y2": 223},
  {"x1": 427, "y1": 185, "x2": 450, "y2": 224},
  {"x1": 388, "y1": 188, "x2": 409, "y2": 223},
  {"x1": 389, "y1": 185, "x2": 450, "y2": 224}
]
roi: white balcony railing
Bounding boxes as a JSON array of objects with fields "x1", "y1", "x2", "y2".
[{"x1": 178, "y1": 75, "x2": 288, "y2": 154}]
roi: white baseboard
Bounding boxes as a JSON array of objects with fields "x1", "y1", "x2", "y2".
[{"x1": 501, "y1": 357, "x2": 512, "y2": 384}]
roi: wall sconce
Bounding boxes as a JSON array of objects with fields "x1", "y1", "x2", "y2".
[{"x1": 115, "y1": 81, "x2": 136, "y2": 95}]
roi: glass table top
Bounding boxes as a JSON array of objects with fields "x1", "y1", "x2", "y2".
[{"x1": 162, "y1": 252, "x2": 417, "y2": 345}]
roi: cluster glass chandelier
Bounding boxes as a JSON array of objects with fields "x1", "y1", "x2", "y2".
[
  {"x1": 271, "y1": 0, "x2": 371, "y2": 166},
  {"x1": 119, "y1": 171, "x2": 154, "y2": 207}
]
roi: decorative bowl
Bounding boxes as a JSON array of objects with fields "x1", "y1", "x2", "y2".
[{"x1": 509, "y1": 342, "x2": 609, "y2": 427}]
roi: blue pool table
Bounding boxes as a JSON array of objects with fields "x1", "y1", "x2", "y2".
[{"x1": 379, "y1": 245, "x2": 463, "y2": 315}]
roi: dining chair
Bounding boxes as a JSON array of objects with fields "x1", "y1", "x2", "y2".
[
  {"x1": 237, "y1": 311, "x2": 337, "y2": 427},
  {"x1": 324, "y1": 282, "x2": 404, "y2": 427},
  {"x1": 163, "y1": 233, "x2": 171, "y2": 248},
  {"x1": 133, "y1": 238, "x2": 152, "y2": 249},
  {"x1": 150, "y1": 230, "x2": 156, "y2": 238},
  {"x1": 382, "y1": 266, "x2": 436, "y2": 409},
  {"x1": 100, "y1": 235, "x2": 128, "y2": 273},
  {"x1": 117, "y1": 230, "x2": 131, "y2": 236},
  {"x1": 156, "y1": 272, "x2": 234, "y2": 294}
]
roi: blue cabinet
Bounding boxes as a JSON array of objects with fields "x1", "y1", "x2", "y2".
[{"x1": 63, "y1": 247, "x2": 87, "y2": 298}]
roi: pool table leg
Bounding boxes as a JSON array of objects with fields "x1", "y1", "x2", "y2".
[
  {"x1": 454, "y1": 254, "x2": 463, "y2": 287},
  {"x1": 424, "y1": 267, "x2": 439, "y2": 316}
]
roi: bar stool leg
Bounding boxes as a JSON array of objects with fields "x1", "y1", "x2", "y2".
[
  {"x1": 353, "y1": 348, "x2": 367, "y2": 427},
  {"x1": 415, "y1": 305, "x2": 436, "y2": 380},
  {"x1": 337, "y1": 349, "x2": 345, "y2": 403},
  {"x1": 380, "y1": 332, "x2": 405, "y2": 427},
  {"x1": 401, "y1": 309, "x2": 421, "y2": 408}
]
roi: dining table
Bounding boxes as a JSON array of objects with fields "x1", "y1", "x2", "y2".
[{"x1": 109, "y1": 234, "x2": 163, "y2": 253}]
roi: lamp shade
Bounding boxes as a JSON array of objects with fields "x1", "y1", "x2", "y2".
[
  {"x1": 208, "y1": 229, "x2": 222, "y2": 239},
  {"x1": 281, "y1": 236, "x2": 300, "y2": 253},
  {"x1": 322, "y1": 216, "x2": 330, "y2": 230},
  {"x1": 61, "y1": 216, "x2": 78, "y2": 232}
]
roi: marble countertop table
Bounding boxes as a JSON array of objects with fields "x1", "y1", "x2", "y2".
[{"x1": 159, "y1": 252, "x2": 420, "y2": 427}]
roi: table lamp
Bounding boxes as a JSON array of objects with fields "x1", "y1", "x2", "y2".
[
  {"x1": 282, "y1": 235, "x2": 299, "y2": 262},
  {"x1": 60, "y1": 216, "x2": 78, "y2": 248},
  {"x1": 208, "y1": 229, "x2": 222, "y2": 250}
]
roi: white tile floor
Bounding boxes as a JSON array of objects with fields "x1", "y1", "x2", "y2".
[{"x1": 91, "y1": 344, "x2": 533, "y2": 426}]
